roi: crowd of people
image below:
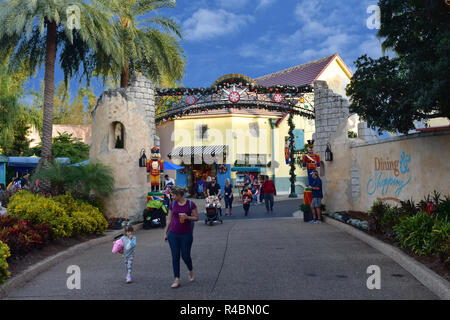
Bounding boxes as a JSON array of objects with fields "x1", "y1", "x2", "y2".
[{"x1": 1, "y1": 173, "x2": 30, "y2": 193}]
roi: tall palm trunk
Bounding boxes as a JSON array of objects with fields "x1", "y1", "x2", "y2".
[
  {"x1": 41, "y1": 21, "x2": 57, "y2": 164},
  {"x1": 120, "y1": 17, "x2": 131, "y2": 88},
  {"x1": 120, "y1": 63, "x2": 130, "y2": 88}
]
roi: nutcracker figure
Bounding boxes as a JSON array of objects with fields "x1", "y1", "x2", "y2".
[
  {"x1": 302, "y1": 144, "x2": 320, "y2": 186},
  {"x1": 147, "y1": 147, "x2": 164, "y2": 191},
  {"x1": 284, "y1": 137, "x2": 290, "y2": 165}
]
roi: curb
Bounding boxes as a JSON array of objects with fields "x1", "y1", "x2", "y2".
[
  {"x1": 0, "y1": 223, "x2": 143, "y2": 300},
  {"x1": 292, "y1": 210, "x2": 303, "y2": 219},
  {"x1": 322, "y1": 215, "x2": 450, "y2": 300}
]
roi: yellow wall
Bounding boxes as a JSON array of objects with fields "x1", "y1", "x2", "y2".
[{"x1": 157, "y1": 112, "x2": 316, "y2": 181}]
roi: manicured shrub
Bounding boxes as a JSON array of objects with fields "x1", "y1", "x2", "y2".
[
  {"x1": 434, "y1": 196, "x2": 450, "y2": 222},
  {"x1": 7, "y1": 191, "x2": 108, "y2": 239},
  {"x1": 368, "y1": 201, "x2": 389, "y2": 233},
  {"x1": 394, "y1": 212, "x2": 435, "y2": 255},
  {"x1": 53, "y1": 194, "x2": 108, "y2": 235},
  {"x1": 429, "y1": 219, "x2": 450, "y2": 259},
  {"x1": 399, "y1": 198, "x2": 418, "y2": 216},
  {"x1": 0, "y1": 240, "x2": 10, "y2": 284},
  {"x1": 7, "y1": 191, "x2": 73, "y2": 238},
  {"x1": 381, "y1": 206, "x2": 405, "y2": 236},
  {"x1": 0, "y1": 216, "x2": 51, "y2": 256}
]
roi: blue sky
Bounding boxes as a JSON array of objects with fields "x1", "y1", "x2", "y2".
[{"x1": 23, "y1": 0, "x2": 386, "y2": 102}]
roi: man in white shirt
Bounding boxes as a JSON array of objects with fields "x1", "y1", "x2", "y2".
[{"x1": 164, "y1": 175, "x2": 175, "y2": 186}]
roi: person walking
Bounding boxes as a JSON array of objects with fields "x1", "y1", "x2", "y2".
[
  {"x1": 309, "y1": 170, "x2": 323, "y2": 224},
  {"x1": 224, "y1": 178, "x2": 234, "y2": 216},
  {"x1": 164, "y1": 186, "x2": 199, "y2": 288},
  {"x1": 121, "y1": 225, "x2": 137, "y2": 283},
  {"x1": 261, "y1": 175, "x2": 276, "y2": 213},
  {"x1": 196, "y1": 178, "x2": 205, "y2": 199},
  {"x1": 241, "y1": 185, "x2": 253, "y2": 216}
]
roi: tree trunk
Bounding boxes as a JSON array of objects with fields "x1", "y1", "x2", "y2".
[
  {"x1": 40, "y1": 21, "x2": 57, "y2": 164},
  {"x1": 120, "y1": 65, "x2": 130, "y2": 88},
  {"x1": 37, "y1": 20, "x2": 57, "y2": 195}
]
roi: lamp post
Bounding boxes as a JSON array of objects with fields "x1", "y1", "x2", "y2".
[
  {"x1": 269, "y1": 118, "x2": 277, "y2": 183},
  {"x1": 288, "y1": 111, "x2": 297, "y2": 198}
]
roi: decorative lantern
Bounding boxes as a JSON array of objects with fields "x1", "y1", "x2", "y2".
[
  {"x1": 139, "y1": 149, "x2": 147, "y2": 167},
  {"x1": 325, "y1": 143, "x2": 333, "y2": 162}
]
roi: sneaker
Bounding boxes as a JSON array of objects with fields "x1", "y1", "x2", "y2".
[
  {"x1": 308, "y1": 220, "x2": 315, "y2": 223},
  {"x1": 126, "y1": 275, "x2": 132, "y2": 283},
  {"x1": 312, "y1": 220, "x2": 318, "y2": 224}
]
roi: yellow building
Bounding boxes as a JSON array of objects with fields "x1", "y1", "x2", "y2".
[{"x1": 157, "y1": 54, "x2": 353, "y2": 195}]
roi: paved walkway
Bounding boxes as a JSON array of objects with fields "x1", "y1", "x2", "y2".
[{"x1": 4, "y1": 201, "x2": 437, "y2": 300}]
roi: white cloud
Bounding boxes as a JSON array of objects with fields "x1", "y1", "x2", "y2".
[
  {"x1": 238, "y1": 0, "x2": 383, "y2": 71},
  {"x1": 216, "y1": 0, "x2": 250, "y2": 9},
  {"x1": 183, "y1": 9, "x2": 254, "y2": 41},
  {"x1": 257, "y1": 0, "x2": 276, "y2": 9}
]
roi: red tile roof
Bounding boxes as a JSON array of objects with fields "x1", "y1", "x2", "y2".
[{"x1": 255, "y1": 54, "x2": 337, "y2": 87}]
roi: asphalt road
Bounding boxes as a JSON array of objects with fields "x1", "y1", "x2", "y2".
[{"x1": 3, "y1": 200, "x2": 437, "y2": 300}]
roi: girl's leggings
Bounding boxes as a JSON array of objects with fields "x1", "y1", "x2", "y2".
[
  {"x1": 124, "y1": 256, "x2": 133, "y2": 276},
  {"x1": 168, "y1": 231, "x2": 193, "y2": 278}
]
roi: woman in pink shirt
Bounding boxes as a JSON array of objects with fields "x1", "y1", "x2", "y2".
[{"x1": 164, "y1": 186, "x2": 199, "y2": 288}]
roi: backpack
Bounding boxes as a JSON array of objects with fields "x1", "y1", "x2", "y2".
[{"x1": 198, "y1": 183, "x2": 204, "y2": 193}]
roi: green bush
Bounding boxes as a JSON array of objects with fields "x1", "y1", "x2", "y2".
[
  {"x1": 53, "y1": 194, "x2": 108, "y2": 235},
  {"x1": 31, "y1": 162, "x2": 114, "y2": 206},
  {"x1": 381, "y1": 206, "x2": 405, "y2": 235},
  {"x1": 429, "y1": 219, "x2": 450, "y2": 259},
  {"x1": 394, "y1": 212, "x2": 435, "y2": 255},
  {"x1": 7, "y1": 191, "x2": 73, "y2": 238},
  {"x1": 368, "y1": 201, "x2": 390, "y2": 233},
  {"x1": 7, "y1": 191, "x2": 108, "y2": 238},
  {"x1": 434, "y1": 196, "x2": 450, "y2": 222},
  {"x1": 399, "y1": 198, "x2": 418, "y2": 216},
  {"x1": 70, "y1": 163, "x2": 114, "y2": 199},
  {"x1": 0, "y1": 240, "x2": 11, "y2": 284}
]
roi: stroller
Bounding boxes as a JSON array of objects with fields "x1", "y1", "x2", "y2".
[{"x1": 204, "y1": 195, "x2": 223, "y2": 226}]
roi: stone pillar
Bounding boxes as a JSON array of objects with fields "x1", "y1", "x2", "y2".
[
  {"x1": 313, "y1": 80, "x2": 350, "y2": 158},
  {"x1": 313, "y1": 80, "x2": 352, "y2": 212},
  {"x1": 89, "y1": 74, "x2": 156, "y2": 220},
  {"x1": 357, "y1": 122, "x2": 378, "y2": 141}
]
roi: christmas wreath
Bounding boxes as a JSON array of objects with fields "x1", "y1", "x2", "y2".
[{"x1": 218, "y1": 164, "x2": 228, "y2": 174}]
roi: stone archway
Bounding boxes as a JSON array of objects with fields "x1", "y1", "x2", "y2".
[{"x1": 155, "y1": 74, "x2": 315, "y2": 198}]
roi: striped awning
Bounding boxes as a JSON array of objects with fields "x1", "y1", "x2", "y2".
[{"x1": 168, "y1": 145, "x2": 227, "y2": 158}]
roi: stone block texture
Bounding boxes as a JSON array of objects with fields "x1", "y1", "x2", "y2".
[
  {"x1": 89, "y1": 74, "x2": 157, "y2": 218},
  {"x1": 313, "y1": 81, "x2": 350, "y2": 159}
]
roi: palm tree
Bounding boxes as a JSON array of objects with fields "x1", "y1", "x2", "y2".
[
  {"x1": 0, "y1": 0, "x2": 123, "y2": 166},
  {"x1": 108, "y1": 0, "x2": 185, "y2": 87},
  {"x1": 0, "y1": 64, "x2": 20, "y2": 151}
]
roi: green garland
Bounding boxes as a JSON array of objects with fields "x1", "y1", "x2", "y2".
[
  {"x1": 156, "y1": 81, "x2": 313, "y2": 96},
  {"x1": 156, "y1": 102, "x2": 315, "y2": 123}
]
